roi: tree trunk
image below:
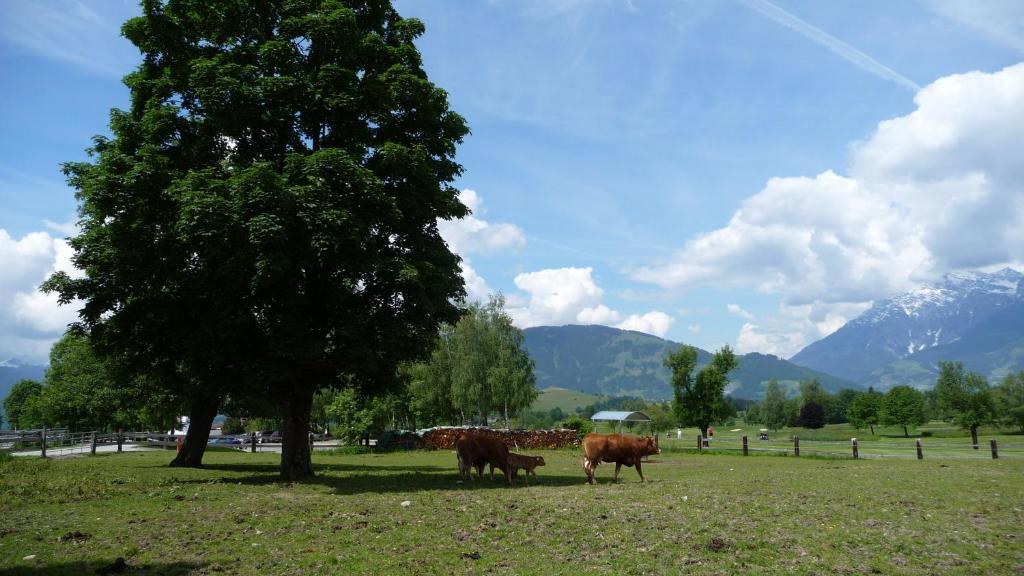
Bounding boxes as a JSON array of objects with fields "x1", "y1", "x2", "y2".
[
  {"x1": 971, "y1": 426, "x2": 979, "y2": 449},
  {"x1": 869, "y1": 424, "x2": 874, "y2": 435},
  {"x1": 280, "y1": 380, "x2": 316, "y2": 481},
  {"x1": 169, "y1": 394, "x2": 219, "y2": 468},
  {"x1": 903, "y1": 425, "x2": 909, "y2": 438},
  {"x1": 503, "y1": 400, "x2": 509, "y2": 430}
]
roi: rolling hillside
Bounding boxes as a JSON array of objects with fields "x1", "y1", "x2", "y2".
[{"x1": 522, "y1": 325, "x2": 856, "y2": 400}]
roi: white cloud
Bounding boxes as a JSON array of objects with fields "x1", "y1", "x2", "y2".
[
  {"x1": 740, "y1": 0, "x2": 920, "y2": 91},
  {"x1": 687, "y1": 324, "x2": 701, "y2": 333},
  {"x1": 616, "y1": 311, "x2": 674, "y2": 337},
  {"x1": 576, "y1": 304, "x2": 621, "y2": 325},
  {"x1": 439, "y1": 189, "x2": 526, "y2": 256},
  {"x1": 726, "y1": 303, "x2": 754, "y2": 320},
  {"x1": 635, "y1": 64, "x2": 1024, "y2": 312},
  {"x1": 733, "y1": 301, "x2": 871, "y2": 357},
  {"x1": 509, "y1": 267, "x2": 604, "y2": 327},
  {"x1": 459, "y1": 261, "x2": 492, "y2": 304},
  {"x1": 0, "y1": 228, "x2": 82, "y2": 363},
  {"x1": 507, "y1": 266, "x2": 673, "y2": 337}
]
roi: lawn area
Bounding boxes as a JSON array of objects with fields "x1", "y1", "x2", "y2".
[
  {"x1": 1, "y1": 449, "x2": 1022, "y2": 575},
  {"x1": 655, "y1": 422, "x2": 1024, "y2": 460}
]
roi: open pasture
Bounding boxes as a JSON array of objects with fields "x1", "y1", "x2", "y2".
[{"x1": 1, "y1": 449, "x2": 1022, "y2": 575}]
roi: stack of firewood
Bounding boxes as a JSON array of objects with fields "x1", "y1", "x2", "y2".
[{"x1": 419, "y1": 427, "x2": 580, "y2": 450}]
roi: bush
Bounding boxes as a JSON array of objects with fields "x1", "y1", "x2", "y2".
[
  {"x1": 561, "y1": 415, "x2": 593, "y2": 439},
  {"x1": 796, "y1": 402, "x2": 826, "y2": 429}
]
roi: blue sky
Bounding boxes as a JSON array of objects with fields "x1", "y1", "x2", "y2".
[{"x1": 1, "y1": 0, "x2": 1023, "y2": 364}]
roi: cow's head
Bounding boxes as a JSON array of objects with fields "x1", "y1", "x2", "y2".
[
  {"x1": 533, "y1": 456, "x2": 547, "y2": 467},
  {"x1": 644, "y1": 436, "x2": 661, "y2": 455}
]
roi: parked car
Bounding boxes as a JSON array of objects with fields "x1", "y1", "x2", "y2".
[
  {"x1": 208, "y1": 436, "x2": 242, "y2": 445},
  {"x1": 260, "y1": 431, "x2": 283, "y2": 444}
]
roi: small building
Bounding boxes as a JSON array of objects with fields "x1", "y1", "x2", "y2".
[{"x1": 590, "y1": 410, "x2": 652, "y2": 434}]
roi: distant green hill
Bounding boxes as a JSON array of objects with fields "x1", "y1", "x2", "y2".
[
  {"x1": 522, "y1": 325, "x2": 857, "y2": 400},
  {"x1": 529, "y1": 387, "x2": 603, "y2": 414}
]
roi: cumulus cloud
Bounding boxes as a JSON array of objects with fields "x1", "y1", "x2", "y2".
[
  {"x1": 439, "y1": 189, "x2": 526, "y2": 256},
  {"x1": 616, "y1": 311, "x2": 674, "y2": 337},
  {"x1": 459, "y1": 261, "x2": 492, "y2": 304},
  {"x1": 0, "y1": 228, "x2": 81, "y2": 363},
  {"x1": 507, "y1": 266, "x2": 674, "y2": 337},
  {"x1": 633, "y1": 64, "x2": 1024, "y2": 352},
  {"x1": 733, "y1": 301, "x2": 871, "y2": 357}
]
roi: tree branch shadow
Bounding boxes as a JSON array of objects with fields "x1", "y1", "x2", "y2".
[{"x1": 171, "y1": 461, "x2": 589, "y2": 493}]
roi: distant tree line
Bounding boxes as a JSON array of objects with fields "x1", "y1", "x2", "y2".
[{"x1": 740, "y1": 363, "x2": 1024, "y2": 437}]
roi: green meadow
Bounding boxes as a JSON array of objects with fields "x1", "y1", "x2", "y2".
[{"x1": 2, "y1": 447, "x2": 1022, "y2": 575}]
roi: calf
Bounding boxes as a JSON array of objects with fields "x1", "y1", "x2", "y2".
[
  {"x1": 582, "y1": 433, "x2": 660, "y2": 484},
  {"x1": 455, "y1": 432, "x2": 512, "y2": 485},
  {"x1": 491, "y1": 453, "x2": 546, "y2": 484}
]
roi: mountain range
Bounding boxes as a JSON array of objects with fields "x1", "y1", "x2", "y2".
[
  {"x1": 790, "y1": 268, "x2": 1024, "y2": 389},
  {"x1": 522, "y1": 324, "x2": 855, "y2": 400}
]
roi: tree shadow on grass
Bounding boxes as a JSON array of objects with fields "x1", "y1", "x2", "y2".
[
  {"x1": 0, "y1": 559, "x2": 202, "y2": 576},
  {"x1": 171, "y1": 461, "x2": 589, "y2": 493}
]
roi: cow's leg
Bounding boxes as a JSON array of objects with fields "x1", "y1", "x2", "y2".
[
  {"x1": 636, "y1": 460, "x2": 645, "y2": 483},
  {"x1": 614, "y1": 462, "x2": 622, "y2": 482}
]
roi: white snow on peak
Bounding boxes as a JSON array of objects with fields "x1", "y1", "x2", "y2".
[{"x1": 0, "y1": 359, "x2": 20, "y2": 368}]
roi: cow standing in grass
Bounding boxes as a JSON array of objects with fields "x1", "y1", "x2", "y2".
[
  {"x1": 582, "y1": 433, "x2": 660, "y2": 484},
  {"x1": 455, "y1": 432, "x2": 512, "y2": 485}
]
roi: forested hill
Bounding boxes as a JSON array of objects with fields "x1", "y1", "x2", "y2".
[{"x1": 521, "y1": 325, "x2": 856, "y2": 400}]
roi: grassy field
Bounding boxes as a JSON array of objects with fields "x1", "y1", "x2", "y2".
[
  {"x1": 657, "y1": 422, "x2": 1024, "y2": 460},
  {"x1": 1, "y1": 448, "x2": 1022, "y2": 575},
  {"x1": 528, "y1": 387, "x2": 603, "y2": 414}
]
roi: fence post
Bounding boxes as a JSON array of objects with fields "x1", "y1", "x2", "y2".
[
  {"x1": 794, "y1": 436, "x2": 800, "y2": 457},
  {"x1": 852, "y1": 438, "x2": 859, "y2": 459},
  {"x1": 90, "y1": 432, "x2": 97, "y2": 456},
  {"x1": 696, "y1": 434, "x2": 703, "y2": 453},
  {"x1": 916, "y1": 438, "x2": 923, "y2": 460},
  {"x1": 742, "y1": 435, "x2": 748, "y2": 456},
  {"x1": 991, "y1": 439, "x2": 998, "y2": 460},
  {"x1": 250, "y1": 431, "x2": 257, "y2": 453},
  {"x1": 116, "y1": 429, "x2": 123, "y2": 453},
  {"x1": 41, "y1": 427, "x2": 47, "y2": 459}
]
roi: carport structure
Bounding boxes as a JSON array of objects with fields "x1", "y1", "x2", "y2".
[{"x1": 590, "y1": 410, "x2": 652, "y2": 434}]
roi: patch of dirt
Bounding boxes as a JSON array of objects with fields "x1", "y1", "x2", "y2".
[
  {"x1": 706, "y1": 537, "x2": 729, "y2": 552},
  {"x1": 59, "y1": 531, "x2": 92, "y2": 543}
]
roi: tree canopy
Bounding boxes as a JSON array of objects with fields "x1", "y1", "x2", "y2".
[
  {"x1": 934, "y1": 361, "x2": 998, "y2": 447},
  {"x1": 880, "y1": 386, "x2": 927, "y2": 437},
  {"x1": 664, "y1": 345, "x2": 737, "y2": 434},
  {"x1": 44, "y1": 0, "x2": 469, "y2": 480}
]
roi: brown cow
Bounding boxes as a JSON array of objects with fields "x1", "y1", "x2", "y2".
[
  {"x1": 491, "y1": 453, "x2": 546, "y2": 484},
  {"x1": 582, "y1": 433, "x2": 660, "y2": 484},
  {"x1": 455, "y1": 432, "x2": 512, "y2": 485}
]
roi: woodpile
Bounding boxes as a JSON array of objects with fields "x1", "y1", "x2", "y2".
[{"x1": 420, "y1": 427, "x2": 580, "y2": 450}]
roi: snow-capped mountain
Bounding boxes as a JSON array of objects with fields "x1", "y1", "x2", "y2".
[{"x1": 790, "y1": 268, "x2": 1024, "y2": 388}]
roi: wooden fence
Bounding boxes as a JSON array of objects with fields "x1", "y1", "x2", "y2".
[{"x1": 659, "y1": 433, "x2": 1022, "y2": 460}]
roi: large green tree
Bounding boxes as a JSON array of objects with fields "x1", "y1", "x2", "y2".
[
  {"x1": 881, "y1": 386, "x2": 927, "y2": 438},
  {"x1": 664, "y1": 345, "x2": 737, "y2": 435},
  {"x1": 761, "y1": 379, "x2": 788, "y2": 431},
  {"x1": 2, "y1": 379, "x2": 44, "y2": 430},
  {"x1": 847, "y1": 388, "x2": 882, "y2": 435},
  {"x1": 994, "y1": 371, "x2": 1024, "y2": 432},
  {"x1": 934, "y1": 361, "x2": 998, "y2": 448},
  {"x1": 45, "y1": 0, "x2": 468, "y2": 480},
  {"x1": 448, "y1": 296, "x2": 536, "y2": 427}
]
